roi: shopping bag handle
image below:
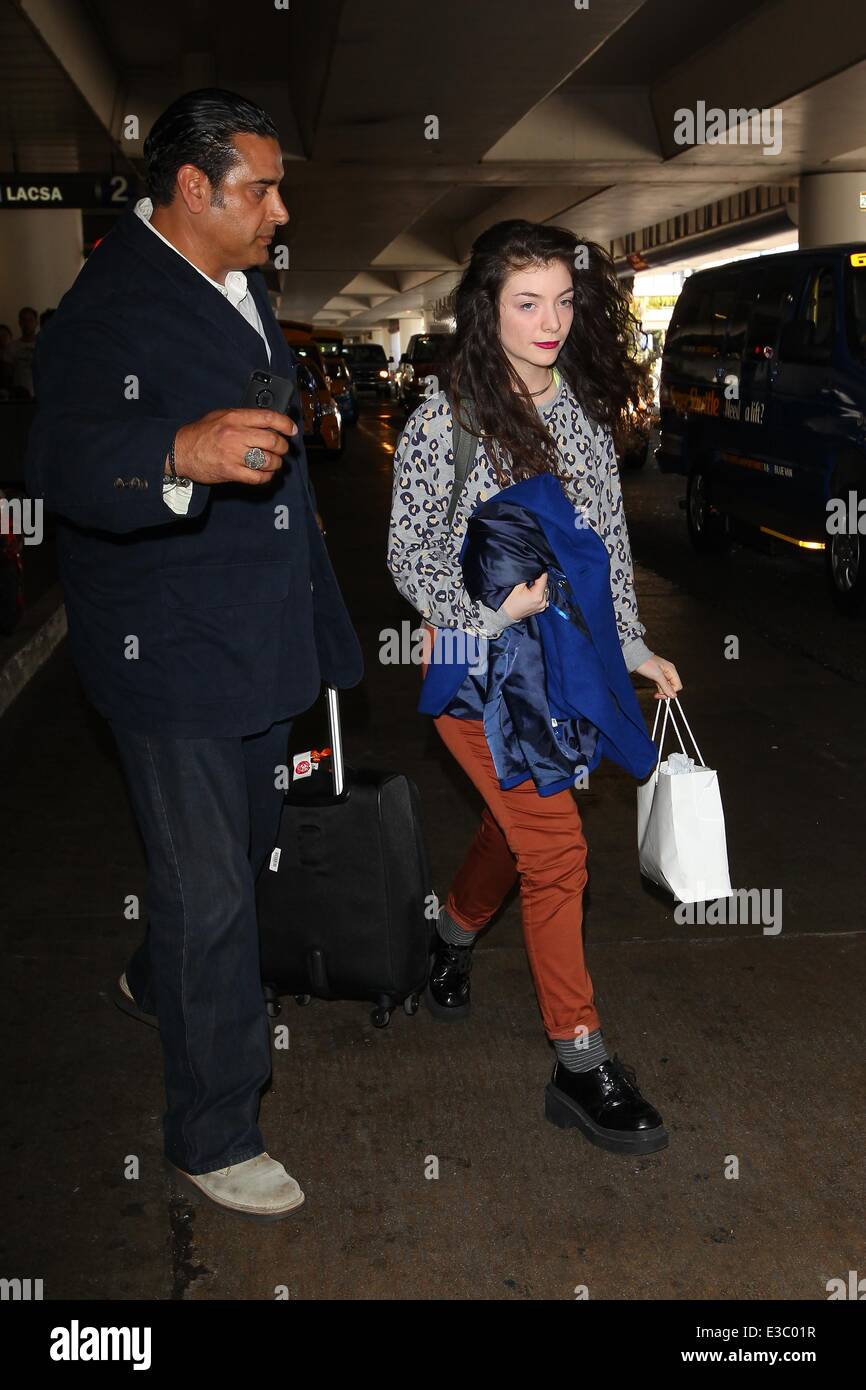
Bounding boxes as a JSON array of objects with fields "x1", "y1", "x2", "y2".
[{"x1": 650, "y1": 695, "x2": 706, "y2": 778}]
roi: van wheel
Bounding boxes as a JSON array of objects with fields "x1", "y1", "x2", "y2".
[
  {"x1": 825, "y1": 531, "x2": 865, "y2": 615},
  {"x1": 686, "y1": 465, "x2": 730, "y2": 554}
]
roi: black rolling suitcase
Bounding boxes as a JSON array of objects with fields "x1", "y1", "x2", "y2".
[{"x1": 257, "y1": 686, "x2": 435, "y2": 1028}]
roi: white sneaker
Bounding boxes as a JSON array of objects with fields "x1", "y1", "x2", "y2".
[
  {"x1": 166, "y1": 1152, "x2": 305, "y2": 1221},
  {"x1": 114, "y1": 972, "x2": 158, "y2": 1029}
]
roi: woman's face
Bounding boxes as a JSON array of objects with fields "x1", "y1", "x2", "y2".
[{"x1": 498, "y1": 259, "x2": 574, "y2": 373}]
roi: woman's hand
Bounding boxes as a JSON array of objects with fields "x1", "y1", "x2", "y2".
[
  {"x1": 635, "y1": 654, "x2": 682, "y2": 700},
  {"x1": 501, "y1": 572, "x2": 549, "y2": 622}
]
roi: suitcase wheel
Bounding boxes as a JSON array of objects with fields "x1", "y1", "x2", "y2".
[
  {"x1": 403, "y1": 993, "x2": 420, "y2": 1017},
  {"x1": 263, "y1": 984, "x2": 282, "y2": 1019},
  {"x1": 371, "y1": 1006, "x2": 392, "y2": 1028},
  {"x1": 294, "y1": 994, "x2": 312, "y2": 1006}
]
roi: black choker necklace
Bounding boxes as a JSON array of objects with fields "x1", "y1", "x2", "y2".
[{"x1": 527, "y1": 369, "x2": 555, "y2": 398}]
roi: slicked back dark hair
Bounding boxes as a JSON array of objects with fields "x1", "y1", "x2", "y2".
[
  {"x1": 446, "y1": 219, "x2": 650, "y2": 484},
  {"x1": 143, "y1": 88, "x2": 280, "y2": 207}
]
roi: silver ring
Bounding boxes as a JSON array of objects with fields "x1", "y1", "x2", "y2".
[{"x1": 244, "y1": 447, "x2": 267, "y2": 470}]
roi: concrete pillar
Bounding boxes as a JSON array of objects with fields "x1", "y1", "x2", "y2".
[
  {"x1": 799, "y1": 173, "x2": 866, "y2": 249},
  {"x1": 387, "y1": 327, "x2": 402, "y2": 364},
  {"x1": 400, "y1": 315, "x2": 425, "y2": 350},
  {"x1": 0, "y1": 210, "x2": 83, "y2": 330}
]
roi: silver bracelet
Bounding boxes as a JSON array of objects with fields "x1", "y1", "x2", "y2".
[{"x1": 166, "y1": 436, "x2": 191, "y2": 488}]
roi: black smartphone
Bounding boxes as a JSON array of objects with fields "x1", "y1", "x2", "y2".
[{"x1": 240, "y1": 369, "x2": 299, "y2": 425}]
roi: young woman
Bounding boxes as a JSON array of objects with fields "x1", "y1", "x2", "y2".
[{"x1": 387, "y1": 220, "x2": 682, "y2": 1155}]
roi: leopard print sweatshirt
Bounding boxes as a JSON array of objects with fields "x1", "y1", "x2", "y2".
[{"x1": 386, "y1": 378, "x2": 654, "y2": 674}]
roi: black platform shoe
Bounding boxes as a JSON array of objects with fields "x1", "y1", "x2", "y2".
[
  {"x1": 424, "y1": 931, "x2": 476, "y2": 1021},
  {"x1": 544, "y1": 1053, "x2": 669, "y2": 1154}
]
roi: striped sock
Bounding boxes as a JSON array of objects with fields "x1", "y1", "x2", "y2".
[
  {"x1": 554, "y1": 1029, "x2": 609, "y2": 1073},
  {"x1": 436, "y1": 907, "x2": 478, "y2": 947}
]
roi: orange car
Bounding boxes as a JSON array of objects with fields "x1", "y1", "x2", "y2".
[{"x1": 278, "y1": 324, "x2": 344, "y2": 459}]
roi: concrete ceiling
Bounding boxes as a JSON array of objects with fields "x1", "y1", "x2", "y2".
[{"x1": 5, "y1": 0, "x2": 866, "y2": 328}]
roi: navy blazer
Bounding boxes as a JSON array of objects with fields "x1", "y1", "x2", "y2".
[
  {"x1": 418, "y1": 473, "x2": 657, "y2": 785},
  {"x1": 26, "y1": 206, "x2": 363, "y2": 737}
]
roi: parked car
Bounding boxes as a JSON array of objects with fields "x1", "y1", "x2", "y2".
[
  {"x1": 320, "y1": 353, "x2": 358, "y2": 426},
  {"x1": 656, "y1": 245, "x2": 866, "y2": 613},
  {"x1": 397, "y1": 333, "x2": 453, "y2": 414},
  {"x1": 341, "y1": 343, "x2": 392, "y2": 398},
  {"x1": 312, "y1": 330, "x2": 345, "y2": 359},
  {"x1": 295, "y1": 356, "x2": 344, "y2": 459},
  {"x1": 291, "y1": 341, "x2": 356, "y2": 426},
  {"x1": 283, "y1": 335, "x2": 328, "y2": 381},
  {"x1": 278, "y1": 325, "x2": 344, "y2": 459}
]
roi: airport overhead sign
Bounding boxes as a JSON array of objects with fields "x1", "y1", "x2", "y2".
[{"x1": 0, "y1": 174, "x2": 136, "y2": 209}]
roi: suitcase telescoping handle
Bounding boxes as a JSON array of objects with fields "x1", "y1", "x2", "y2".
[{"x1": 325, "y1": 684, "x2": 345, "y2": 796}]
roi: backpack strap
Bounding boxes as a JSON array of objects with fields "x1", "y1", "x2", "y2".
[{"x1": 444, "y1": 393, "x2": 479, "y2": 528}]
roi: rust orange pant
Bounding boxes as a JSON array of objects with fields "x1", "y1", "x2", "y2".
[{"x1": 433, "y1": 712, "x2": 602, "y2": 1042}]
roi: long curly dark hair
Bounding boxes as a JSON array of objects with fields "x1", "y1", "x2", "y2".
[{"x1": 445, "y1": 219, "x2": 650, "y2": 485}]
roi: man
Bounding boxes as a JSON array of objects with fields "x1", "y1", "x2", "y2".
[
  {"x1": 10, "y1": 306, "x2": 39, "y2": 397},
  {"x1": 0, "y1": 324, "x2": 13, "y2": 397},
  {"x1": 26, "y1": 89, "x2": 363, "y2": 1221}
]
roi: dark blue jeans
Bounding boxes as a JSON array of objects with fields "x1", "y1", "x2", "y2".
[{"x1": 109, "y1": 717, "x2": 292, "y2": 1175}]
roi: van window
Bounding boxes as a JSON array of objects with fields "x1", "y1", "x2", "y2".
[
  {"x1": 724, "y1": 275, "x2": 755, "y2": 358},
  {"x1": 779, "y1": 266, "x2": 835, "y2": 364},
  {"x1": 843, "y1": 261, "x2": 866, "y2": 362},
  {"x1": 666, "y1": 278, "x2": 738, "y2": 356},
  {"x1": 743, "y1": 263, "x2": 803, "y2": 356}
]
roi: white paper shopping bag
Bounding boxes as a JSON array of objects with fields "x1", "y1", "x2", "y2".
[{"x1": 637, "y1": 696, "x2": 732, "y2": 904}]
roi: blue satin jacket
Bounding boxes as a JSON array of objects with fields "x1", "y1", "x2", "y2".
[{"x1": 418, "y1": 473, "x2": 657, "y2": 794}]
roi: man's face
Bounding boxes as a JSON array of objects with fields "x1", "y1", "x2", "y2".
[
  {"x1": 201, "y1": 133, "x2": 289, "y2": 269},
  {"x1": 19, "y1": 310, "x2": 38, "y2": 338}
]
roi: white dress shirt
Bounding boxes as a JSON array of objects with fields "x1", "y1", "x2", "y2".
[{"x1": 133, "y1": 197, "x2": 271, "y2": 515}]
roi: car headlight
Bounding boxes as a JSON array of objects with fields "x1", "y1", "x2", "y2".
[{"x1": 378, "y1": 369, "x2": 389, "y2": 379}]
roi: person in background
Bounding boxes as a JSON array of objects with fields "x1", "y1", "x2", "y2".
[
  {"x1": 0, "y1": 325, "x2": 13, "y2": 398},
  {"x1": 10, "y1": 306, "x2": 39, "y2": 398}
]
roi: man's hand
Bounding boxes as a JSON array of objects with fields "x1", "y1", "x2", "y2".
[
  {"x1": 635, "y1": 654, "x2": 682, "y2": 699},
  {"x1": 501, "y1": 572, "x2": 549, "y2": 622},
  {"x1": 166, "y1": 408, "x2": 298, "y2": 486}
]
